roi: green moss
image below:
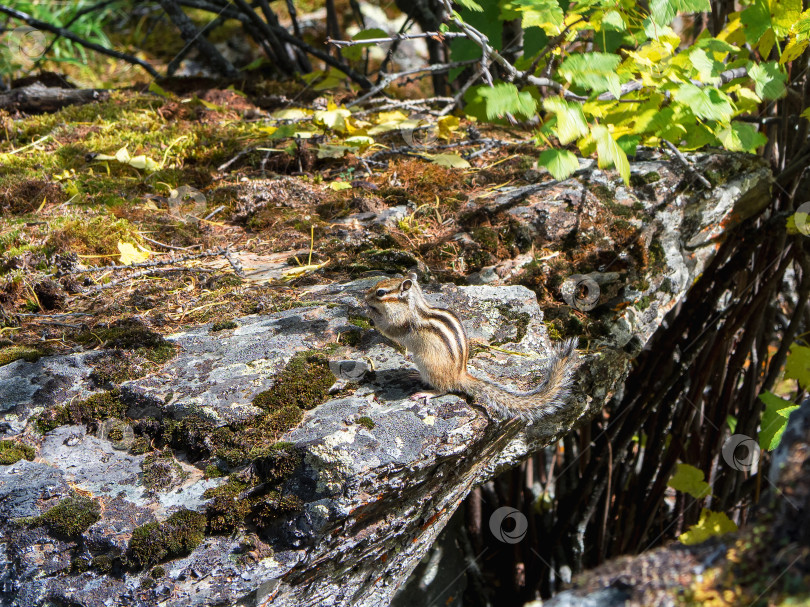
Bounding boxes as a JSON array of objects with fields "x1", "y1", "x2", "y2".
[
  {"x1": 348, "y1": 315, "x2": 371, "y2": 330},
  {"x1": 630, "y1": 171, "x2": 661, "y2": 186},
  {"x1": 357, "y1": 416, "x2": 375, "y2": 430},
  {"x1": 494, "y1": 305, "x2": 531, "y2": 345},
  {"x1": 635, "y1": 295, "x2": 652, "y2": 311},
  {"x1": 471, "y1": 226, "x2": 499, "y2": 253},
  {"x1": 35, "y1": 389, "x2": 126, "y2": 433},
  {"x1": 204, "y1": 476, "x2": 251, "y2": 533},
  {"x1": 591, "y1": 184, "x2": 615, "y2": 203},
  {"x1": 252, "y1": 442, "x2": 301, "y2": 482},
  {"x1": 252, "y1": 491, "x2": 304, "y2": 527},
  {"x1": 340, "y1": 329, "x2": 363, "y2": 346},
  {"x1": 461, "y1": 244, "x2": 489, "y2": 271},
  {"x1": 128, "y1": 509, "x2": 206, "y2": 568},
  {"x1": 129, "y1": 436, "x2": 153, "y2": 455},
  {"x1": 142, "y1": 451, "x2": 183, "y2": 490},
  {"x1": 0, "y1": 440, "x2": 36, "y2": 464},
  {"x1": 252, "y1": 351, "x2": 335, "y2": 412},
  {"x1": 211, "y1": 319, "x2": 238, "y2": 332},
  {"x1": 89, "y1": 350, "x2": 147, "y2": 386},
  {"x1": 29, "y1": 496, "x2": 101, "y2": 537},
  {"x1": 151, "y1": 565, "x2": 166, "y2": 578},
  {"x1": 91, "y1": 555, "x2": 113, "y2": 573},
  {"x1": 0, "y1": 345, "x2": 42, "y2": 366},
  {"x1": 78, "y1": 319, "x2": 176, "y2": 364},
  {"x1": 347, "y1": 248, "x2": 420, "y2": 275},
  {"x1": 205, "y1": 464, "x2": 227, "y2": 478}
]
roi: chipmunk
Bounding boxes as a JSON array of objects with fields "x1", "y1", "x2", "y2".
[{"x1": 364, "y1": 273, "x2": 578, "y2": 421}]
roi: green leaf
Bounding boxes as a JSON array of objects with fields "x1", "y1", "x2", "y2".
[
  {"x1": 650, "y1": 0, "x2": 711, "y2": 26},
  {"x1": 342, "y1": 27, "x2": 389, "y2": 60},
  {"x1": 592, "y1": 125, "x2": 630, "y2": 185},
  {"x1": 479, "y1": 82, "x2": 537, "y2": 120},
  {"x1": 690, "y1": 48, "x2": 725, "y2": 82},
  {"x1": 148, "y1": 81, "x2": 171, "y2": 99},
  {"x1": 352, "y1": 27, "x2": 388, "y2": 42},
  {"x1": 558, "y1": 53, "x2": 622, "y2": 99},
  {"x1": 771, "y1": 0, "x2": 802, "y2": 36},
  {"x1": 317, "y1": 144, "x2": 350, "y2": 159},
  {"x1": 717, "y1": 122, "x2": 768, "y2": 153},
  {"x1": 601, "y1": 10, "x2": 626, "y2": 31},
  {"x1": 538, "y1": 149, "x2": 579, "y2": 180},
  {"x1": 679, "y1": 509, "x2": 737, "y2": 545},
  {"x1": 616, "y1": 134, "x2": 640, "y2": 157},
  {"x1": 429, "y1": 153, "x2": 471, "y2": 168},
  {"x1": 543, "y1": 96, "x2": 589, "y2": 145},
  {"x1": 503, "y1": 0, "x2": 565, "y2": 32},
  {"x1": 749, "y1": 62, "x2": 786, "y2": 100},
  {"x1": 758, "y1": 391, "x2": 800, "y2": 451},
  {"x1": 456, "y1": 0, "x2": 484, "y2": 11},
  {"x1": 668, "y1": 463, "x2": 712, "y2": 499},
  {"x1": 741, "y1": 0, "x2": 771, "y2": 44},
  {"x1": 673, "y1": 83, "x2": 734, "y2": 122},
  {"x1": 784, "y1": 344, "x2": 810, "y2": 387}
]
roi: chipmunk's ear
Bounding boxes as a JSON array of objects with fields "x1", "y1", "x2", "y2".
[{"x1": 400, "y1": 277, "x2": 413, "y2": 292}]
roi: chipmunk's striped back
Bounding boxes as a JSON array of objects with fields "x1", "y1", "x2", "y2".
[{"x1": 365, "y1": 273, "x2": 578, "y2": 420}]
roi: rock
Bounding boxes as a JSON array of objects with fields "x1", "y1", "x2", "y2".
[{"x1": 0, "y1": 152, "x2": 773, "y2": 606}]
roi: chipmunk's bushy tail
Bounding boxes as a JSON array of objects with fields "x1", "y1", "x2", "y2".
[{"x1": 461, "y1": 338, "x2": 579, "y2": 422}]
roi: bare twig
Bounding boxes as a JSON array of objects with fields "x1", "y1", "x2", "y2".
[
  {"x1": 52, "y1": 248, "x2": 229, "y2": 276},
  {"x1": 661, "y1": 140, "x2": 713, "y2": 189},
  {"x1": 140, "y1": 235, "x2": 202, "y2": 251},
  {"x1": 159, "y1": 0, "x2": 237, "y2": 77},
  {"x1": 224, "y1": 245, "x2": 246, "y2": 277},
  {"x1": 90, "y1": 267, "x2": 216, "y2": 291},
  {"x1": 347, "y1": 59, "x2": 480, "y2": 107},
  {"x1": 328, "y1": 31, "x2": 467, "y2": 47}
]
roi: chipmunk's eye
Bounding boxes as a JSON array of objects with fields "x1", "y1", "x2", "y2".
[{"x1": 376, "y1": 289, "x2": 386, "y2": 297}]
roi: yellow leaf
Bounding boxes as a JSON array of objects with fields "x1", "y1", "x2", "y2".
[
  {"x1": 781, "y1": 37, "x2": 809, "y2": 64},
  {"x1": 282, "y1": 260, "x2": 330, "y2": 280},
  {"x1": 118, "y1": 242, "x2": 150, "y2": 265},
  {"x1": 314, "y1": 107, "x2": 351, "y2": 132},
  {"x1": 679, "y1": 509, "x2": 737, "y2": 546},
  {"x1": 437, "y1": 115, "x2": 460, "y2": 140},
  {"x1": 328, "y1": 181, "x2": 352, "y2": 191},
  {"x1": 373, "y1": 110, "x2": 409, "y2": 124},
  {"x1": 272, "y1": 108, "x2": 311, "y2": 120},
  {"x1": 429, "y1": 153, "x2": 470, "y2": 168}
]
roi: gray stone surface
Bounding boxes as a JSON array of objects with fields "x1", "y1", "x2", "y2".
[{"x1": 0, "y1": 153, "x2": 771, "y2": 607}]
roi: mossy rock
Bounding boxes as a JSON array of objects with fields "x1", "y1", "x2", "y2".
[
  {"x1": 0, "y1": 345, "x2": 42, "y2": 367},
  {"x1": 0, "y1": 440, "x2": 36, "y2": 465},
  {"x1": 252, "y1": 351, "x2": 335, "y2": 412},
  {"x1": 77, "y1": 318, "x2": 176, "y2": 364},
  {"x1": 35, "y1": 389, "x2": 126, "y2": 434},
  {"x1": 28, "y1": 496, "x2": 101, "y2": 538},
  {"x1": 357, "y1": 416, "x2": 375, "y2": 430},
  {"x1": 128, "y1": 509, "x2": 206, "y2": 568},
  {"x1": 211, "y1": 319, "x2": 238, "y2": 332}
]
